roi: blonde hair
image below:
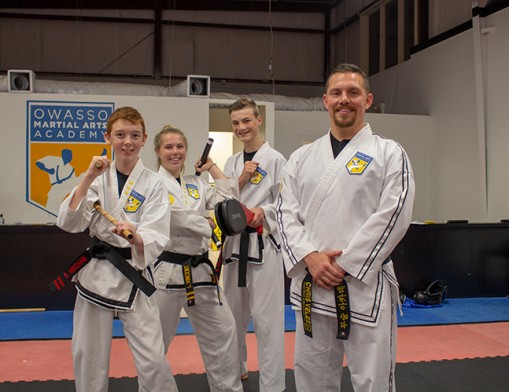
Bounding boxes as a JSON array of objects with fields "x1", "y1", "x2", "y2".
[{"x1": 153, "y1": 125, "x2": 188, "y2": 171}]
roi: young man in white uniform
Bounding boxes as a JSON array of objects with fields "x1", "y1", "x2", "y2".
[
  {"x1": 57, "y1": 107, "x2": 178, "y2": 392},
  {"x1": 221, "y1": 98, "x2": 287, "y2": 392},
  {"x1": 276, "y1": 64, "x2": 415, "y2": 392},
  {"x1": 152, "y1": 125, "x2": 243, "y2": 392}
]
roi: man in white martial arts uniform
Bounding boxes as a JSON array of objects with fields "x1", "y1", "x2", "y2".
[
  {"x1": 221, "y1": 98, "x2": 287, "y2": 392},
  {"x1": 57, "y1": 107, "x2": 178, "y2": 392},
  {"x1": 152, "y1": 125, "x2": 243, "y2": 392},
  {"x1": 276, "y1": 64, "x2": 415, "y2": 392}
]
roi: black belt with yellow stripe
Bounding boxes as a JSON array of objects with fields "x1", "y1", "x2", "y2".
[
  {"x1": 301, "y1": 272, "x2": 351, "y2": 340},
  {"x1": 301, "y1": 258, "x2": 390, "y2": 340},
  {"x1": 157, "y1": 250, "x2": 220, "y2": 306}
]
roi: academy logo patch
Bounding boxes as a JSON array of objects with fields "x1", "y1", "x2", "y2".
[
  {"x1": 125, "y1": 189, "x2": 145, "y2": 213},
  {"x1": 27, "y1": 101, "x2": 114, "y2": 216},
  {"x1": 250, "y1": 166, "x2": 267, "y2": 185},
  {"x1": 186, "y1": 184, "x2": 200, "y2": 200},
  {"x1": 346, "y1": 152, "x2": 373, "y2": 175},
  {"x1": 168, "y1": 193, "x2": 175, "y2": 205}
]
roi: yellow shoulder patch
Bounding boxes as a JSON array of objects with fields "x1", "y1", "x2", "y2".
[
  {"x1": 124, "y1": 190, "x2": 145, "y2": 213},
  {"x1": 250, "y1": 166, "x2": 267, "y2": 185},
  {"x1": 346, "y1": 152, "x2": 373, "y2": 175}
]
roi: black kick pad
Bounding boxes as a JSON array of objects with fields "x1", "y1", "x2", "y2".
[{"x1": 214, "y1": 198, "x2": 247, "y2": 236}]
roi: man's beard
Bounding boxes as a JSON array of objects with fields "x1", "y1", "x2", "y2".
[{"x1": 333, "y1": 111, "x2": 355, "y2": 129}]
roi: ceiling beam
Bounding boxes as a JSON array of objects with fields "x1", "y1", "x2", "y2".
[{"x1": 0, "y1": 0, "x2": 336, "y2": 13}]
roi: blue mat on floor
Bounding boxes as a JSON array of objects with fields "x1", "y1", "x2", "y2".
[
  {"x1": 397, "y1": 297, "x2": 509, "y2": 326},
  {"x1": 1, "y1": 298, "x2": 508, "y2": 341}
]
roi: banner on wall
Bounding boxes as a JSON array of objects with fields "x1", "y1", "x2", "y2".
[{"x1": 27, "y1": 101, "x2": 115, "y2": 216}]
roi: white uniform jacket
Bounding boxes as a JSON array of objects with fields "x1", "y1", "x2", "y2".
[
  {"x1": 277, "y1": 124, "x2": 415, "y2": 327},
  {"x1": 154, "y1": 168, "x2": 239, "y2": 289},
  {"x1": 57, "y1": 159, "x2": 170, "y2": 311},
  {"x1": 222, "y1": 141, "x2": 287, "y2": 263}
]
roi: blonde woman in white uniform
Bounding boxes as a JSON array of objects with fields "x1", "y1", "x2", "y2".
[{"x1": 153, "y1": 125, "x2": 243, "y2": 392}]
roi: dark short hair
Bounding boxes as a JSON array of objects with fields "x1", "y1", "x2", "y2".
[
  {"x1": 325, "y1": 63, "x2": 370, "y2": 94},
  {"x1": 229, "y1": 98, "x2": 260, "y2": 117}
]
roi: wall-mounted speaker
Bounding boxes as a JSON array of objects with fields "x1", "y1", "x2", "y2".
[
  {"x1": 187, "y1": 75, "x2": 210, "y2": 98},
  {"x1": 8, "y1": 70, "x2": 35, "y2": 93}
]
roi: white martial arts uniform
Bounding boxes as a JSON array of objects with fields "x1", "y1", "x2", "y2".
[
  {"x1": 222, "y1": 141, "x2": 287, "y2": 392},
  {"x1": 153, "y1": 168, "x2": 243, "y2": 392},
  {"x1": 57, "y1": 159, "x2": 177, "y2": 392},
  {"x1": 277, "y1": 125, "x2": 415, "y2": 392}
]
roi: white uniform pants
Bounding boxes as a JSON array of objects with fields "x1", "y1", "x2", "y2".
[
  {"x1": 294, "y1": 282, "x2": 398, "y2": 392},
  {"x1": 157, "y1": 287, "x2": 244, "y2": 392},
  {"x1": 72, "y1": 293, "x2": 178, "y2": 392},
  {"x1": 223, "y1": 243, "x2": 286, "y2": 392}
]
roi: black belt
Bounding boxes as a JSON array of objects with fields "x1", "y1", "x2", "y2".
[
  {"x1": 158, "y1": 250, "x2": 210, "y2": 267},
  {"x1": 301, "y1": 257, "x2": 391, "y2": 340},
  {"x1": 301, "y1": 272, "x2": 350, "y2": 340},
  {"x1": 48, "y1": 249, "x2": 93, "y2": 293},
  {"x1": 237, "y1": 227, "x2": 264, "y2": 287},
  {"x1": 157, "y1": 251, "x2": 220, "y2": 306},
  {"x1": 49, "y1": 237, "x2": 156, "y2": 297}
]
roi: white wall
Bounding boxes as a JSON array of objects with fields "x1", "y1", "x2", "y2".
[
  {"x1": 483, "y1": 8, "x2": 509, "y2": 221},
  {"x1": 368, "y1": 6, "x2": 509, "y2": 223}
]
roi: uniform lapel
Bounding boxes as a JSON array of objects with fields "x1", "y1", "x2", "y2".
[{"x1": 305, "y1": 126, "x2": 371, "y2": 230}]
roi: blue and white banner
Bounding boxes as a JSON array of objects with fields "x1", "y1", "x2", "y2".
[{"x1": 27, "y1": 101, "x2": 114, "y2": 216}]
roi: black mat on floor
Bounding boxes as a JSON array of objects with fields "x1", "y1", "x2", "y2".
[{"x1": 1, "y1": 356, "x2": 508, "y2": 391}]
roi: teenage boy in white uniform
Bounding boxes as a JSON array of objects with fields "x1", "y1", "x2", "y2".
[
  {"x1": 222, "y1": 98, "x2": 287, "y2": 392},
  {"x1": 57, "y1": 107, "x2": 178, "y2": 392}
]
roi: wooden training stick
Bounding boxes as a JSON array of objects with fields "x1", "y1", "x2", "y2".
[
  {"x1": 93, "y1": 201, "x2": 133, "y2": 239},
  {"x1": 95, "y1": 161, "x2": 103, "y2": 168}
]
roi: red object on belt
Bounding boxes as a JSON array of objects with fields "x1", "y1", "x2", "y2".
[{"x1": 240, "y1": 204, "x2": 263, "y2": 234}]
